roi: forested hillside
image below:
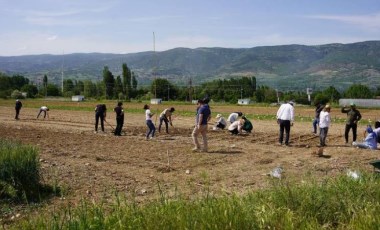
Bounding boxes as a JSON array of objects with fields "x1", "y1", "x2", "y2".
[{"x1": 0, "y1": 41, "x2": 379, "y2": 91}]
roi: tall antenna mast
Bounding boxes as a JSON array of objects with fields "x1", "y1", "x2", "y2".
[{"x1": 153, "y1": 32, "x2": 157, "y2": 98}]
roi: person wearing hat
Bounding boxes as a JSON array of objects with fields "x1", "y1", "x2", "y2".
[
  {"x1": 15, "y1": 99, "x2": 23, "y2": 120},
  {"x1": 213, "y1": 114, "x2": 227, "y2": 130},
  {"x1": 192, "y1": 99, "x2": 211, "y2": 152},
  {"x1": 158, "y1": 107, "x2": 175, "y2": 134},
  {"x1": 276, "y1": 101, "x2": 295, "y2": 146},
  {"x1": 37, "y1": 106, "x2": 50, "y2": 119},
  {"x1": 318, "y1": 104, "x2": 331, "y2": 147},
  {"x1": 341, "y1": 103, "x2": 362, "y2": 145},
  {"x1": 113, "y1": 102, "x2": 124, "y2": 136},
  {"x1": 352, "y1": 125, "x2": 377, "y2": 149}
]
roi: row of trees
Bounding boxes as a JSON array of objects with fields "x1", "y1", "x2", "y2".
[{"x1": 1, "y1": 67, "x2": 379, "y2": 104}]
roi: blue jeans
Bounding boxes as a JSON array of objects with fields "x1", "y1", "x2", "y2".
[
  {"x1": 312, "y1": 118, "x2": 319, "y2": 133},
  {"x1": 146, "y1": 120, "x2": 156, "y2": 138}
]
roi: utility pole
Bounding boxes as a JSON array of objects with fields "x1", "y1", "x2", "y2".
[
  {"x1": 240, "y1": 86, "x2": 243, "y2": 99},
  {"x1": 153, "y1": 32, "x2": 157, "y2": 98},
  {"x1": 61, "y1": 51, "x2": 64, "y2": 94}
]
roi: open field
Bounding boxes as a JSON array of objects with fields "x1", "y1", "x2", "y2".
[{"x1": 1, "y1": 100, "x2": 380, "y2": 221}]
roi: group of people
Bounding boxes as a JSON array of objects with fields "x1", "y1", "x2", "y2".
[
  {"x1": 13, "y1": 99, "x2": 379, "y2": 150},
  {"x1": 280, "y1": 100, "x2": 379, "y2": 150},
  {"x1": 213, "y1": 111, "x2": 253, "y2": 135}
]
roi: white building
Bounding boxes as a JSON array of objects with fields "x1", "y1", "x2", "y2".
[
  {"x1": 72, "y1": 95, "x2": 85, "y2": 102},
  {"x1": 238, "y1": 99, "x2": 251, "y2": 105},
  {"x1": 150, "y1": 98, "x2": 162, "y2": 104}
]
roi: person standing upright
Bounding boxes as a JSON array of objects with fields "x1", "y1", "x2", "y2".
[
  {"x1": 95, "y1": 104, "x2": 107, "y2": 133},
  {"x1": 192, "y1": 99, "x2": 211, "y2": 152},
  {"x1": 144, "y1": 104, "x2": 156, "y2": 140},
  {"x1": 319, "y1": 104, "x2": 331, "y2": 147},
  {"x1": 113, "y1": 102, "x2": 124, "y2": 136},
  {"x1": 341, "y1": 103, "x2": 361, "y2": 145},
  {"x1": 15, "y1": 99, "x2": 22, "y2": 120},
  {"x1": 312, "y1": 102, "x2": 324, "y2": 135},
  {"x1": 158, "y1": 107, "x2": 175, "y2": 134},
  {"x1": 276, "y1": 101, "x2": 295, "y2": 146}
]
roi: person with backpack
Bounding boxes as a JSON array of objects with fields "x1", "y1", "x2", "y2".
[
  {"x1": 158, "y1": 107, "x2": 175, "y2": 134},
  {"x1": 144, "y1": 104, "x2": 156, "y2": 140},
  {"x1": 95, "y1": 104, "x2": 107, "y2": 133},
  {"x1": 15, "y1": 99, "x2": 22, "y2": 120},
  {"x1": 113, "y1": 102, "x2": 124, "y2": 136}
]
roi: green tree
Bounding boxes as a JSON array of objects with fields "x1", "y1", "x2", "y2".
[
  {"x1": 11, "y1": 75, "x2": 29, "y2": 90},
  {"x1": 122, "y1": 63, "x2": 132, "y2": 99},
  {"x1": 322, "y1": 86, "x2": 341, "y2": 103},
  {"x1": 151, "y1": 78, "x2": 177, "y2": 100},
  {"x1": 344, "y1": 84, "x2": 373, "y2": 99},
  {"x1": 21, "y1": 84, "x2": 38, "y2": 98},
  {"x1": 114, "y1": 76, "x2": 123, "y2": 99},
  {"x1": 43, "y1": 75, "x2": 48, "y2": 88},
  {"x1": 83, "y1": 80, "x2": 96, "y2": 98},
  {"x1": 46, "y1": 84, "x2": 60, "y2": 96},
  {"x1": 103, "y1": 66, "x2": 115, "y2": 99}
]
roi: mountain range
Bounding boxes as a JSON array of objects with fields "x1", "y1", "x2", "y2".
[{"x1": 0, "y1": 40, "x2": 379, "y2": 91}]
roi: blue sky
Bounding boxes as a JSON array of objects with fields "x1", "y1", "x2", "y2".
[{"x1": 1, "y1": 0, "x2": 379, "y2": 56}]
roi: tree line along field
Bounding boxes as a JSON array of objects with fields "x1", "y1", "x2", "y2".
[{"x1": 0, "y1": 99, "x2": 380, "y2": 227}]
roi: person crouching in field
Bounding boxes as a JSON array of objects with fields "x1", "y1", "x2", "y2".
[
  {"x1": 37, "y1": 106, "x2": 49, "y2": 119},
  {"x1": 242, "y1": 116, "x2": 253, "y2": 133},
  {"x1": 144, "y1": 104, "x2": 156, "y2": 140},
  {"x1": 228, "y1": 118, "x2": 245, "y2": 135},
  {"x1": 227, "y1": 112, "x2": 243, "y2": 124},
  {"x1": 319, "y1": 104, "x2": 331, "y2": 147},
  {"x1": 95, "y1": 104, "x2": 107, "y2": 133},
  {"x1": 113, "y1": 102, "x2": 124, "y2": 136},
  {"x1": 353, "y1": 125, "x2": 377, "y2": 150},
  {"x1": 213, "y1": 114, "x2": 227, "y2": 130}
]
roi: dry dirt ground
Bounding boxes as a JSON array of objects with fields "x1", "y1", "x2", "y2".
[{"x1": 1, "y1": 104, "x2": 380, "y2": 209}]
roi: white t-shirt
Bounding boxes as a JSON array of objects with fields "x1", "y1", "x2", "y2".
[
  {"x1": 276, "y1": 103, "x2": 294, "y2": 121},
  {"x1": 40, "y1": 106, "x2": 48, "y2": 111},
  {"x1": 145, "y1": 109, "x2": 152, "y2": 121},
  {"x1": 319, "y1": 111, "x2": 331, "y2": 128},
  {"x1": 227, "y1": 113, "x2": 239, "y2": 123},
  {"x1": 228, "y1": 120, "x2": 243, "y2": 131}
]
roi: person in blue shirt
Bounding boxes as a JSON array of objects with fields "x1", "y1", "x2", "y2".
[{"x1": 192, "y1": 98, "x2": 211, "y2": 152}]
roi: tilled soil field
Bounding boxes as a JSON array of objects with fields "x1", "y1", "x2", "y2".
[{"x1": 1, "y1": 103, "x2": 379, "y2": 208}]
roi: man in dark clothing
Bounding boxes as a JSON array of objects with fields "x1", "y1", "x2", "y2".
[
  {"x1": 95, "y1": 104, "x2": 107, "y2": 133},
  {"x1": 15, "y1": 99, "x2": 22, "y2": 120},
  {"x1": 341, "y1": 103, "x2": 362, "y2": 144},
  {"x1": 113, "y1": 102, "x2": 124, "y2": 136},
  {"x1": 312, "y1": 102, "x2": 324, "y2": 134}
]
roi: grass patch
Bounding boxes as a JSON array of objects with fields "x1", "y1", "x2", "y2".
[{"x1": 14, "y1": 173, "x2": 380, "y2": 229}]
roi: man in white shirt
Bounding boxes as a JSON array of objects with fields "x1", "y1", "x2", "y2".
[
  {"x1": 276, "y1": 101, "x2": 295, "y2": 146},
  {"x1": 319, "y1": 105, "x2": 331, "y2": 147},
  {"x1": 37, "y1": 106, "x2": 49, "y2": 119}
]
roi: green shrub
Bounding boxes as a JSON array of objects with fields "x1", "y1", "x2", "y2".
[{"x1": 0, "y1": 139, "x2": 40, "y2": 200}]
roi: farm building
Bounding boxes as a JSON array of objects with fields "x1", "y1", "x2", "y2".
[
  {"x1": 339, "y1": 99, "x2": 380, "y2": 108},
  {"x1": 72, "y1": 95, "x2": 85, "y2": 102},
  {"x1": 150, "y1": 98, "x2": 162, "y2": 104},
  {"x1": 238, "y1": 99, "x2": 251, "y2": 105}
]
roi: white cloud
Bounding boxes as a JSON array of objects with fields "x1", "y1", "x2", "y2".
[{"x1": 307, "y1": 12, "x2": 380, "y2": 31}]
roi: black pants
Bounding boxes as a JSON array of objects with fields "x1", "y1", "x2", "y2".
[
  {"x1": 37, "y1": 110, "x2": 47, "y2": 118},
  {"x1": 216, "y1": 123, "x2": 226, "y2": 129},
  {"x1": 15, "y1": 108, "x2": 20, "y2": 119},
  {"x1": 159, "y1": 116, "x2": 169, "y2": 133},
  {"x1": 114, "y1": 117, "x2": 124, "y2": 136},
  {"x1": 279, "y1": 119, "x2": 291, "y2": 145},
  {"x1": 229, "y1": 128, "x2": 239, "y2": 135},
  {"x1": 95, "y1": 113, "x2": 105, "y2": 132},
  {"x1": 344, "y1": 123, "x2": 357, "y2": 143}
]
